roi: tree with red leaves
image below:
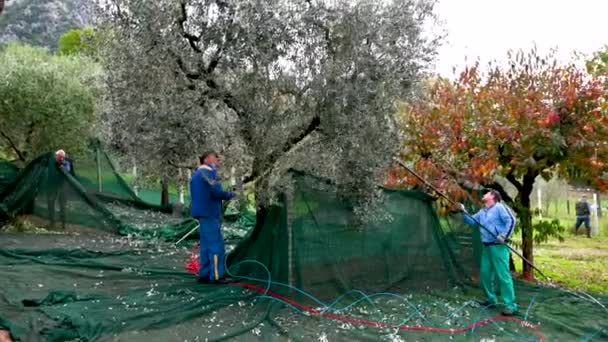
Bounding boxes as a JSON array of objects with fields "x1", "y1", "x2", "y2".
[{"x1": 397, "y1": 48, "x2": 608, "y2": 279}]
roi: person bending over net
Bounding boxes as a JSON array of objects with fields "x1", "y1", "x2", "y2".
[
  {"x1": 190, "y1": 151, "x2": 237, "y2": 284},
  {"x1": 459, "y1": 190, "x2": 518, "y2": 316},
  {"x1": 47, "y1": 149, "x2": 75, "y2": 229}
]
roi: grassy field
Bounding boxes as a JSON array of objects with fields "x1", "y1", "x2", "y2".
[
  {"x1": 512, "y1": 191, "x2": 608, "y2": 295},
  {"x1": 513, "y1": 229, "x2": 608, "y2": 294}
]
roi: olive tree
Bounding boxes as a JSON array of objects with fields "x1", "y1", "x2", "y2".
[
  {"x1": 97, "y1": 0, "x2": 442, "y2": 210},
  {"x1": 0, "y1": 42, "x2": 100, "y2": 162}
]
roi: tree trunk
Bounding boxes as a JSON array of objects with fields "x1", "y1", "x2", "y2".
[
  {"x1": 132, "y1": 161, "x2": 137, "y2": 178},
  {"x1": 0, "y1": 130, "x2": 26, "y2": 162},
  {"x1": 178, "y1": 168, "x2": 184, "y2": 204},
  {"x1": 554, "y1": 200, "x2": 558, "y2": 215},
  {"x1": 520, "y1": 210, "x2": 534, "y2": 280},
  {"x1": 596, "y1": 191, "x2": 602, "y2": 217},
  {"x1": 227, "y1": 205, "x2": 267, "y2": 265},
  {"x1": 520, "y1": 173, "x2": 536, "y2": 280},
  {"x1": 96, "y1": 147, "x2": 103, "y2": 192},
  {"x1": 131, "y1": 160, "x2": 138, "y2": 195},
  {"x1": 161, "y1": 178, "x2": 169, "y2": 206}
]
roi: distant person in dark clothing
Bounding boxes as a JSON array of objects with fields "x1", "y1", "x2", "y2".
[
  {"x1": 47, "y1": 149, "x2": 75, "y2": 229},
  {"x1": 574, "y1": 195, "x2": 591, "y2": 238}
]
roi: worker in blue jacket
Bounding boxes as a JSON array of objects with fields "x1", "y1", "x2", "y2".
[
  {"x1": 190, "y1": 151, "x2": 236, "y2": 284},
  {"x1": 460, "y1": 189, "x2": 518, "y2": 316}
]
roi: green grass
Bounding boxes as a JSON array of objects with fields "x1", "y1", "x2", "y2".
[
  {"x1": 511, "y1": 194, "x2": 608, "y2": 294},
  {"x1": 521, "y1": 233, "x2": 608, "y2": 294}
]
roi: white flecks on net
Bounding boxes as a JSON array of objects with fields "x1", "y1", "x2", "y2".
[
  {"x1": 385, "y1": 328, "x2": 405, "y2": 342},
  {"x1": 338, "y1": 322, "x2": 353, "y2": 330}
]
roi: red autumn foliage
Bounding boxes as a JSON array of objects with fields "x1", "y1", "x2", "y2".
[{"x1": 395, "y1": 48, "x2": 608, "y2": 278}]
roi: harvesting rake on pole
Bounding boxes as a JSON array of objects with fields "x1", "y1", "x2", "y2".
[{"x1": 393, "y1": 157, "x2": 549, "y2": 280}]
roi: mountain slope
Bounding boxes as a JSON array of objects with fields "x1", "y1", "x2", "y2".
[{"x1": 0, "y1": 0, "x2": 94, "y2": 48}]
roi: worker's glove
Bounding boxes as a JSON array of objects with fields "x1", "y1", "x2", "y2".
[
  {"x1": 458, "y1": 203, "x2": 468, "y2": 213},
  {"x1": 229, "y1": 191, "x2": 239, "y2": 201},
  {"x1": 496, "y1": 234, "x2": 506, "y2": 244}
]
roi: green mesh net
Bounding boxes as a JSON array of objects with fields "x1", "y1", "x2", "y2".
[
  {"x1": 0, "y1": 160, "x2": 20, "y2": 194},
  {"x1": 0, "y1": 144, "x2": 253, "y2": 241},
  {"x1": 0, "y1": 151, "x2": 606, "y2": 341}
]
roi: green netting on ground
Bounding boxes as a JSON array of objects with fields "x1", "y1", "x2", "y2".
[
  {"x1": 0, "y1": 158, "x2": 607, "y2": 341},
  {"x1": 1, "y1": 225, "x2": 606, "y2": 340},
  {"x1": 0, "y1": 150, "x2": 254, "y2": 242}
]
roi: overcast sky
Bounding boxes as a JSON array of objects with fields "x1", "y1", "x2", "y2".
[{"x1": 433, "y1": 0, "x2": 608, "y2": 77}]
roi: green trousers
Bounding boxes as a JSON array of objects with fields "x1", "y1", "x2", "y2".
[{"x1": 481, "y1": 244, "x2": 517, "y2": 311}]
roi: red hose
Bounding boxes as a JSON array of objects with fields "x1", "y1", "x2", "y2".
[{"x1": 236, "y1": 283, "x2": 545, "y2": 341}]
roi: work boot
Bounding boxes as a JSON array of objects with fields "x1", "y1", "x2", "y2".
[
  {"x1": 216, "y1": 277, "x2": 235, "y2": 284},
  {"x1": 198, "y1": 277, "x2": 235, "y2": 284},
  {"x1": 196, "y1": 276, "x2": 212, "y2": 284},
  {"x1": 476, "y1": 300, "x2": 496, "y2": 309},
  {"x1": 501, "y1": 309, "x2": 516, "y2": 316},
  {"x1": 587, "y1": 229, "x2": 591, "y2": 238}
]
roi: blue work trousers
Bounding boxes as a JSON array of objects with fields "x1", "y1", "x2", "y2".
[{"x1": 198, "y1": 218, "x2": 225, "y2": 281}]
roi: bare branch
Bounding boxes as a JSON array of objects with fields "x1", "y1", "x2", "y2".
[
  {"x1": 506, "y1": 171, "x2": 523, "y2": 193},
  {"x1": 244, "y1": 115, "x2": 321, "y2": 184},
  {"x1": 177, "y1": 1, "x2": 202, "y2": 53},
  {"x1": 0, "y1": 129, "x2": 26, "y2": 161}
]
